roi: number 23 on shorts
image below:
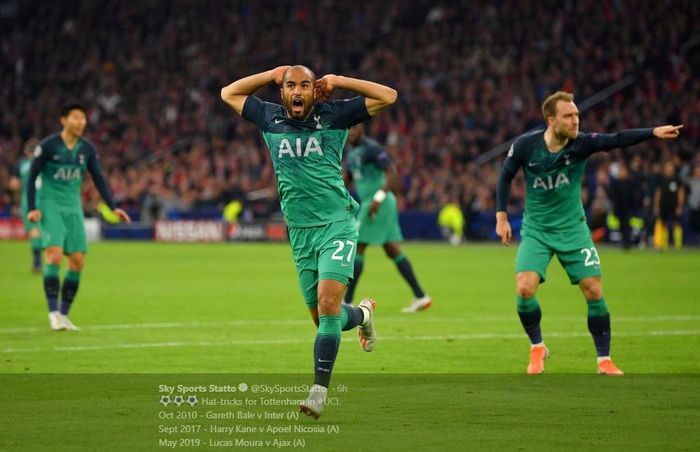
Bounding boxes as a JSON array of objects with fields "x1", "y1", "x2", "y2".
[{"x1": 580, "y1": 247, "x2": 600, "y2": 267}]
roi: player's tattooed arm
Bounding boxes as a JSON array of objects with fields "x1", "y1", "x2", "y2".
[
  {"x1": 220, "y1": 66, "x2": 291, "y2": 114},
  {"x1": 315, "y1": 75, "x2": 397, "y2": 116}
]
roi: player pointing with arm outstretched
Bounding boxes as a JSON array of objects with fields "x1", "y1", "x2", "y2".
[
  {"x1": 221, "y1": 65, "x2": 397, "y2": 419},
  {"x1": 496, "y1": 91, "x2": 681, "y2": 375}
]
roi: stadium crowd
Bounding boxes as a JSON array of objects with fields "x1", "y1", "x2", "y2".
[{"x1": 1, "y1": 0, "x2": 699, "y2": 242}]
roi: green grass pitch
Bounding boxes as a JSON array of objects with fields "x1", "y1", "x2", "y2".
[{"x1": 1, "y1": 241, "x2": 699, "y2": 450}]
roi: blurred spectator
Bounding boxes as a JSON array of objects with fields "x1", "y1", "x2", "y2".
[
  {"x1": 609, "y1": 161, "x2": 643, "y2": 249},
  {"x1": 0, "y1": 0, "x2": 697, "y2": 239},
  {"x1": 437, "y1": 193, "x2": 464, "y2": 245},
  {"x1": 654, "y1": 161, "x2": 686, "y2": 250},
  {"x1": 682, "y1": 158, "x2": 700, "y2": 244}
]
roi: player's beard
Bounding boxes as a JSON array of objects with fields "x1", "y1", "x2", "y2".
[
  {"x1": 555, "y1": 124, "x2": 578, "y2": 141},
  {"x1": 568, "y1": 124, "x2": 579, "y2": 139},
  {"x1": 285, "y1": 95, "x2": 312, "y2": 120}
]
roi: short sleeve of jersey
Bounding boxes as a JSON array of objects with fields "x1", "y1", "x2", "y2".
[
  {"x1": 242, "y1": 96, "x2": 271, "y2": 129},
  {"x1": 327, "y1": 96, "x2": 370, "y2": 129},
  {"x1": 368, "y1": 143, "x2": 391, "y2": 170}
]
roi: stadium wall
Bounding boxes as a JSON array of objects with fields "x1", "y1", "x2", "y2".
[{"x1": 1, "y1": 214, "x2": 696, "y2": 244}]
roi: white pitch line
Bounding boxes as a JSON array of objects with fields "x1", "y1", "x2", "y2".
[
  {"x1": 2, "y1": 330, "x2": 699, "y2": 354},
  {"x1": 1, "y1": 315, "x2": 699, "y2": 335},
  {"x1": 0, "y1": 319, "x2": 310, "y2": 334}
]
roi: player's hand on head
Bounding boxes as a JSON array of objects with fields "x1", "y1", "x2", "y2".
[
  {"x1": 28, "y1": 209, "x2": 42, "y2": 222},
  {"x1": 272, "y1": 66, "x2": 292, "y2": 85},
  {"x1": 653, "y1": 125, "x2": 683, "y2": 139},
  {"x1": 315, "y1": 74, "x2": 337, "y2": 100},
  {"x1": 113, "y1": 208, "x2": 132, "y2": 224}
]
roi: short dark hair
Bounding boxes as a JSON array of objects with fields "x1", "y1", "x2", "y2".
[
  {"x1": 282, "y1": 65, "x2": 316, "y2": 84},
  {"x1": 60, "y1": 101, "x2": 87, "y2": 118}
]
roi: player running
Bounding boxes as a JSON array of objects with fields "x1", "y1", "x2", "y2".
[
  {"x1": 221, "y1": 65, "x2": 396, "y2": 419},
  {"x1": 27, "y1": 102, "x2": 131, "y2": 331},
  {"x1": 9, "y1": 138, "x2": 42, "y2": 273},
  {"x1": 343, "y1": 124, "x2": 431, "y2": 312},
  {"x1": 496, "y1": 91, "x2": 682, "y2": 376}
]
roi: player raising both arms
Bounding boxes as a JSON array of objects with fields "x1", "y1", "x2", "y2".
[
  {"x1": 27, "y1": 102, "x2": 131, "y2": 331},
  {"x1": 343, "y1": 124, "x2": 431, "y2": 312},
  {"x1": 221, "y1": 66, "x2": 397, "y2": 419},
  {"x1": 496, "y1": 91, "x2": 682, "y2": 375}
]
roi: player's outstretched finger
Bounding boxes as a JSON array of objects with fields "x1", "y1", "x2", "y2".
[{"x1": 666, "y1": 125, "x2": 683, "y2": 137}]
